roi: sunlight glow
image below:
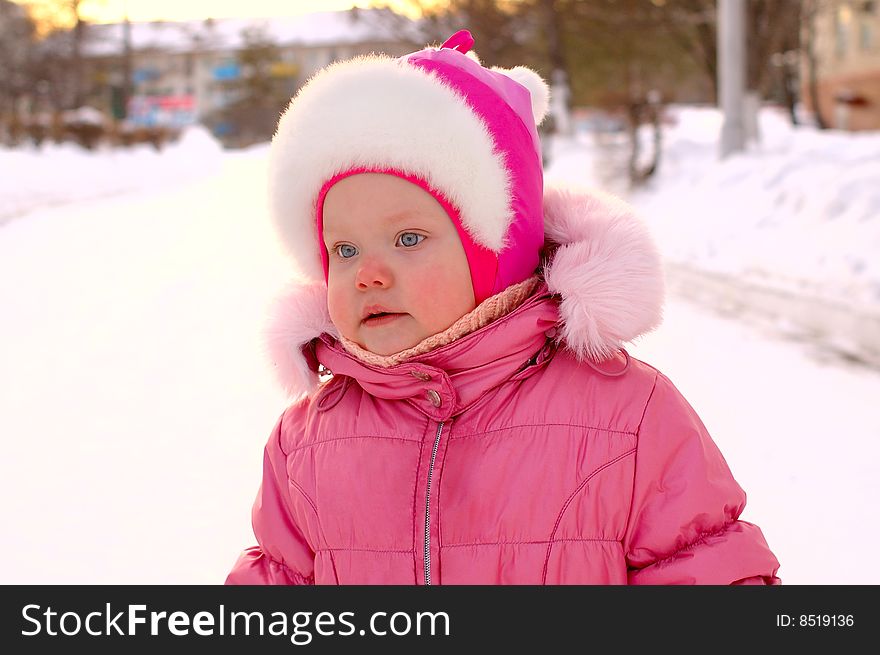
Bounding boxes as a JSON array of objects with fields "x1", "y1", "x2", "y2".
[{"x1": 15, "y1": 0, "x2": 431, "y2": 27}]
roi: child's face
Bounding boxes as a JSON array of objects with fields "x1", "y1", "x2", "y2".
[{"x1": 322, "y1": 173, "x2": 477, "y2": 356}]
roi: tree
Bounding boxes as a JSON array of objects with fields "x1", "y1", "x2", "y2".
[
  {"x1": 655, "y1": 0, "x2": 804, "y2": 128},
  {"x1": 205, "y1": 24, "x2": 296, "y2": 146},
  {"x1": 394, "y1": 0, "x2": 683, "y2": 184},
  {"x1": 0, "y1": 0, "x2": 38, "y2": 120},
  {"x1": 653, "y1": 0, "x2": 719, "y2": 101},
  {"x1": 413, "y1": 0, "x2": 547, "y2": 69},
  {"x1": 9, "y1": 0, "x2": 109, "y2": 113},
  {"x1": 19, "y1": 0, "x2": 101, "y2": 107},
  {"x1": 386, "y1": 1, "x2": 801, "y2": 180},
  {"x1": 552, "y1": 0, "x2": 709, "y2": 183}
]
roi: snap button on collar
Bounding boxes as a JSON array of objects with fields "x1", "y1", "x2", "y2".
[
  {"x1": 411, "y1": 371, "x2": 432, "y2": 381},
  {"x1": 426, "y1": 389, "x2": 442, "y2": 407}
]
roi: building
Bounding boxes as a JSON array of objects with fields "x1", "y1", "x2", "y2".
[
  {"x1": 805, "y1": 0, "x2": 880, "y2": 130},
  {"x1": 79, "y1": 8, "x2": 423, "y2": 142}
]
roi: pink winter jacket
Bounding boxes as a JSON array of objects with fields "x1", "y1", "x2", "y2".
[{"x1": 226, "y1": 187, "x2": 781, "y2": 585}]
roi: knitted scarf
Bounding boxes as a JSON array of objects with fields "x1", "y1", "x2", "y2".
[{"x1": 338, "y1": 275, "x2": 542, "y2": 367}]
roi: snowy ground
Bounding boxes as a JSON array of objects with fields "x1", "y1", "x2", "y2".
[
  {"x1": 547, "y1": 105, "x2": 880, "y2": 368},
  {"x1": 1, "y1": 108, "x2": 878, "y2": 584},
  {"x1": 0, "y1": 126, "x2": 224, "y2": 227}
]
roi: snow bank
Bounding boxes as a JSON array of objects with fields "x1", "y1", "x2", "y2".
[
  {"x1": 632, "y1": 105, "x2": 880, "y2": 316},
  {"x1": 0, "y1": 124, "x2": 225, "y2": 225}
]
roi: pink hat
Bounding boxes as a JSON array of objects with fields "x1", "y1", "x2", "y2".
[{"x1": 268, "y1": 30, "x2": 550, "y2": 305}]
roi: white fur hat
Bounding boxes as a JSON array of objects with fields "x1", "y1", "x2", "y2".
[{"x1": 268, "y1": 29, "x2": 551, "y2": 304}]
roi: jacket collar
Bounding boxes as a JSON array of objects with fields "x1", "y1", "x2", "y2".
[
  {"x1": 263, "y1": 185, "x2": 666, "y2": 405},
  {"x1": 312, "y1": 282, "x2": 559, "y2": 421}
]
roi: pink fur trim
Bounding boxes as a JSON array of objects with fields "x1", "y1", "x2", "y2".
[
  {"x1": 542, "y1": 185, "x2": 665, "y2": 362},
  {"x1": 262, "y1": 279, "x2": 338, "y2": 401}
]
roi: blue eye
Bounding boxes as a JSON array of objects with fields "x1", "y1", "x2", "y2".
[
  {"x1": 398, "y1": 232, "x2": 425, "y2": 247},
  {"x1": 335, "y1": 244, "x2": 358, "y2": 259}
]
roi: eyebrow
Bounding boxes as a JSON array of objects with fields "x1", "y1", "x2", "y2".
[{"x1": 323, "y1": 210, "x2": 431, "y2": 236}]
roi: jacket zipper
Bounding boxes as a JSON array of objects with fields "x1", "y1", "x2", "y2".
[{"x1": 424, "y1": 420, "x2": 445, "y2": 585}]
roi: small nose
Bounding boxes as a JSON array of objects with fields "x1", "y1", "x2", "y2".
[{"x1": 355, "y1": 257, "x2": 393, "y2": 289}]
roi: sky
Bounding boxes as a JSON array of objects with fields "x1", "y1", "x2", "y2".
[
  {"x1": 15, "y1": 0, "x2": 428, "y2": 26},
  {"x1": 1, "y1": 106, "x2": 879, "y2": 585}
]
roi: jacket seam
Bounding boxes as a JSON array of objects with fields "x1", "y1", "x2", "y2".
[
  {"x1": 435, "y1": 419, "x2": 450, "y2": 577},
  {"x1": 288, "y1": 476, "x2": 319, "y2": 516},
  {"x1": 541, "y1": 448, "x2": 637, "y2": 583},
  {"x1": 433, "y1": 415, "x2": 455, "y2": 584},
  {"x1": 411, "y1": 416, "x2": 430, "y2": 581},
  {"x1": 316, "y1": 547, "x2": 414, "y2": 554},
  {"x1": 287, "y1": 434, "x2": 422, "y2": 453},
  {"x1": 645, "y1": 521, "x2": 737, "y2": 569},
  {"x1": 261, "y1": 549, "x2": 315, "y2": 585},
  {"x1": 444, "y1": 537, "x2": 618, "y2": 548},
  {"x1": 276, "y1": 399, "x2": 312, "y2": 457},
  {"x1": 635, "y1": 370, "x2": 662, "y2": 432},
  {"x1": 277, "y1": 410, "x2": 289, "y2": 457},
  {"x1": 450, "y1": 423, "x2": 637, "y2": 440},
  {"x1": 622, "y1": 371, "x2": 662, "y2": 556},
  {"x1": 268, "y1": 411, "x2": 318, "y2": 582},
  {"x1": 276, "y1": 410, "x2": 334, "y2": 580}
]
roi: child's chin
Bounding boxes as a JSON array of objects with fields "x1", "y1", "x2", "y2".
[
  {"x1": 367, "y1": 343, "x2": 411, "y2": 356},
  {"x1": 364, "y1": 336, "x2": 419, "y2": 357}
]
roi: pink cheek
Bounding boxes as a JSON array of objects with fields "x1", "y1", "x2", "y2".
[
  {"x1": 326, "y1": 286, "x2": 355, "y2": 331},
  {"x1": 409, "y1": 261, "x2": 449, "y2": 292},
  {"x1": 408, "y1": 268, "x2": 459, "y2": 312}
]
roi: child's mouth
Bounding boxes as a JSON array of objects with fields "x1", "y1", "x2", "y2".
[{"x1": 363, "y1": 312, "x2": 406, "y2": 326}]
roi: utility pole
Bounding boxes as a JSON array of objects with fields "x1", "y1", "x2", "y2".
[
  {"x1": 718, "y1": 0, "x2": 746, "y2": 158},
  {"x1": 122, "y1": 0, "x2": 132, "y2": 119}
]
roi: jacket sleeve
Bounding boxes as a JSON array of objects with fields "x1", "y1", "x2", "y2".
[
  {"x1": 622, "y1": 372, "x2": 781, "y2": 585},
  {"x1": 225, "y1": 411, "x2": 316, "y2": 585}
]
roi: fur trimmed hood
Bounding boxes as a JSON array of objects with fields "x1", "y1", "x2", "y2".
[{"x1": 263, "y1": 185, "x2": 665, "y2": 401}]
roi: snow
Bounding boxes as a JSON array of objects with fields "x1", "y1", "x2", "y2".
[
  {"x1": 1, "y1": 105, "x2": 878, "y2": 584},
  {"x1": 0, "y1": 125, "x2": 223, "y2": 226},
  {"x1": 638, "y1": 106, "x2": 880, "y2": 315},
  {"x1": 547, "y1": 105, "x2": 880, "y2": 367},
  {"x1": 63, "y1": 106, "x2": 108, "y2": 126}
]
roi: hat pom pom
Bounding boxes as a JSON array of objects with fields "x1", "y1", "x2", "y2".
[{"x1": 491, "y1": 65, "x2": 550, "y2": 125}]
